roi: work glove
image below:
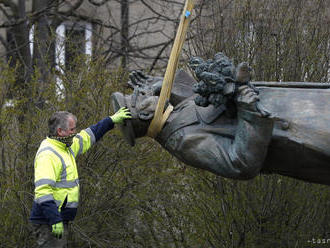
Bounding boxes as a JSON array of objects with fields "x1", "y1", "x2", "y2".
[
  {"x1": 110, "y1": 107, "x2": 132, "y2": 124},
  {"x1": 52, "y1": 222, "x2": 64, "y2": 239}
]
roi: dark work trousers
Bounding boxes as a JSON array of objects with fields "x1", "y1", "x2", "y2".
[{"x1": 32, "y1": 222, "x2": 69, "y2": 248}]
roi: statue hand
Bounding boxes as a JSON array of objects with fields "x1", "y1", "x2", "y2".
[
  {"x1": 128, "y1": 70, "x2": 148, "y2": 88},
  {"x1": 235, "y1": 85, "x2": 259, "y2": 112},
  {"x1": 128, "y1": 70, "x2": 162, "y2": 96}
]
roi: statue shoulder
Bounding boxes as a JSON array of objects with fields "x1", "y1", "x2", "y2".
[{"x1": 159, "y1": 99, "x2": 199, "y2": 141}]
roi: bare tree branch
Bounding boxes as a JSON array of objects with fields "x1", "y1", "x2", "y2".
[
  {"x1": 0, "y1": 0, "x2": 18, "y2": 16},
  {"x1": 140, "y1": 0, "x2": 182, "y2": 22},
  {"x1": 0, "y1": 3, "x2": 12, "y2": 19},
  {"x1": 149, "y1": 38, "x2": 173, "y2": 72},
  {"x1": 60, "y1": 0, "x2": 84, "y2": 15}
]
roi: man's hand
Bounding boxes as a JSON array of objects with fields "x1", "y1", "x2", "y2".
[
  {"x1": 235, "y1": 85, "x2": 259, "y2": 111},
  {"x1": 52, "y1": 222, "x2": 64, "y2": 239},
  {"x1": 110, "y1": 107, "x2": 132, "y2": 124}
]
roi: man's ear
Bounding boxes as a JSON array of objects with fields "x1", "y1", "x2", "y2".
[{"x1": 57, "y1": 128, "x2": 63, "y2": 136}]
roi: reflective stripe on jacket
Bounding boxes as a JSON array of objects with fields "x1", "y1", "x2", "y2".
[{"x1": 34, "y1": 128, "x2": 95, "y2": 210}]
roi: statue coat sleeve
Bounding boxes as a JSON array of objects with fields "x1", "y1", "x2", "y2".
[{"x1": 159, "y1": 104, "x2": 274, "y2": 180}]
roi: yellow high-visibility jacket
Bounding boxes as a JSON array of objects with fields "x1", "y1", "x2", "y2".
[{"x1": 30, "y1": 117, "x2": 114, "y2": 225}]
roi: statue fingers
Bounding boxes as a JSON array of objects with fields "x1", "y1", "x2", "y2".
[
  {"x1": 127, "y1": 80, "x2": 135, "y2": 89},
  {"x1": 237, "y1": 91, "x2": 258, "y2": 104},
  {"x1": 129, "y1": 71, "x2": 142, "y2": 87},
  {"x1": 247, "y1": 94, "x2": 259, "y2": 104},
  {"x1": 238, "y1": 85, "x2": 254, "y2": 96},
  {"x1": 237, "y1": 85, "x2": 249, "y2": 93},
  {"x1": 135, "y1": 70, "x2": 149, "y2": 84},
  {"x1": 247, "y1": 82, "x2": 259, "y2": 94},
  {"x1": 245, "y1": 91, "x2": 258, "y2": 98},
  {"x1": 136, "y1": 70, "x2": 148, "y2": 80},
  {"x1": 238, "y1": 85, "x2": 259, "y2": 95}
]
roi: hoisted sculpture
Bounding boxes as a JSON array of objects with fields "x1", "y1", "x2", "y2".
[{"x1": 111, "y1": 52, "x2": 330, "y2": 186}]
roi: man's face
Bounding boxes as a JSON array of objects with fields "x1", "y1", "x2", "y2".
[{"x1": 57, "y1": 117, "x2": 77, "y2": 137}]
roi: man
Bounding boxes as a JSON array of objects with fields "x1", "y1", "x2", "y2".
[
  {"x1": 30, "y1": 107, "x2": 131, "y2": 247},
  {"x1": 110, "y1": 54, "x2": 330, "y2": 186}
]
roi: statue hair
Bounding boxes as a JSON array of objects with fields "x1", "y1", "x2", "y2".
[{"x1": 48, "y1": 111, "x2": 77, "y2": 136}]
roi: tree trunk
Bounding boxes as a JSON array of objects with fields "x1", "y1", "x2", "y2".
[
  {"x1": 32, "y1": 0, "x2": 56, "y2": 107},
  {"x1": 7, "y1": 0, "x2": 32, "y2": 95},
  {"x1": 121, "y1": 0, "x2": 129, "y2": 68}
]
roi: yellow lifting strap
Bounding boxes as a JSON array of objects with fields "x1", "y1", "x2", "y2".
[{"x1": 147, "y1": 0, "x2": 195, "y2": 138}]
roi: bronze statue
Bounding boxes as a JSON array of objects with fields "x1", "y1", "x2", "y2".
[{"x1": 111, "y1": 53, "x2": 330, "y2": 186}]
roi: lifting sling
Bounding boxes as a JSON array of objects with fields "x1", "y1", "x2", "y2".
[{"x1": 147, "y1": 0, "x2": 195, "y2": 138}]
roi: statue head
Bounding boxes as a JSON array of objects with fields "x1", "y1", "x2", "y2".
[{"x1": 110, "y1": 90, "x2": 159, "y2": 146}]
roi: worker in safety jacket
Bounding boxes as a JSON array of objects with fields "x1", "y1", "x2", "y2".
[{"x1": 30, "y1": 108, "x2": 131, "y2": 247}]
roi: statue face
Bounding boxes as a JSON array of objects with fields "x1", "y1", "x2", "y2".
[
  {"x1": 136, "y1": 95, "x2": 159, "y2": 120},
  {"x1": 111, "y1": 92, "x2": 159, "y2": 146},
  {"x1": 112, "y1": 91, "x2": 159, "y2": 122}
]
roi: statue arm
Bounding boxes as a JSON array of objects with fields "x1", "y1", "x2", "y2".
[
  {"x1": 174, "y1": 110, "x2": 273, "y2": 180},
  {"x1": 223, "y1": 85, "x2": 274, "y2": 179},
  {"x1": 165, "y1": 86, "x2": 274, "y2": 180},
  {"x1": 227, "y1": 108, "x2": 273, "y2": 179}
]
